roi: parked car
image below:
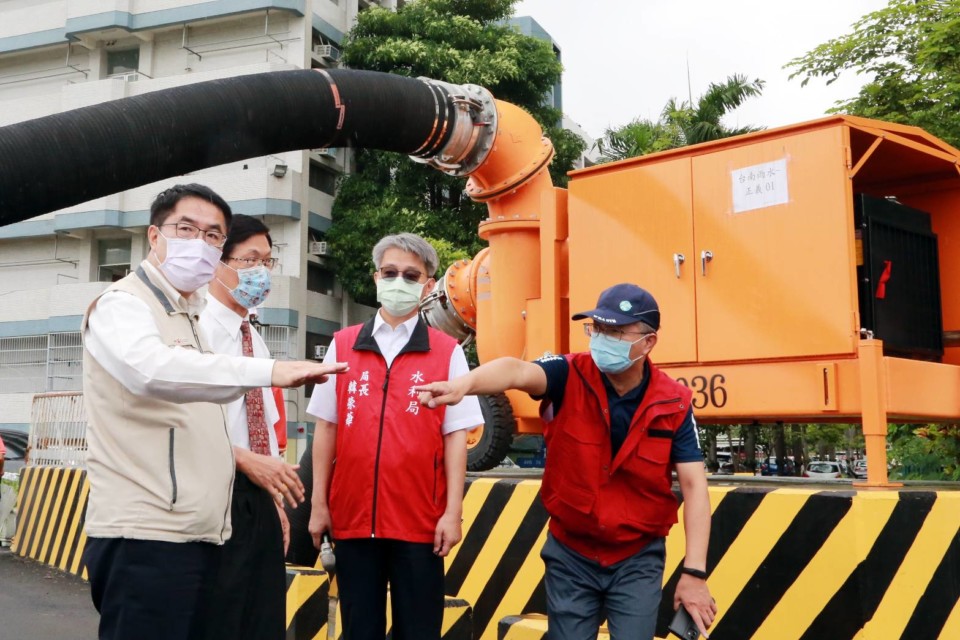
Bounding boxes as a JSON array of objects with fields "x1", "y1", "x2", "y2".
[
  {"x1": 803, "y1": 460, "x2": 844, "y2": 479},
  {"x1": 851, "y1": 459, "x2": 868, "y2": 479},
  {"x1": 760, "y1": 456, "x2": 796, "y2": 476},
  {"x1": 713, "y1": 452, "x2": 739, "y2": 474},
  {"x1": 0, "y1": 429, "x2": 28, "y2": 475}
]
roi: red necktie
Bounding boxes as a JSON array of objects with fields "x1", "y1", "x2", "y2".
[{"x1": 240, "y1": 320, "x2": 272, "y2": 455}]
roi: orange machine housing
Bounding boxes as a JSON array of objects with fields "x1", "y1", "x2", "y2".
[{"x1": 464, "y1": 113, "x2": 960, "y2": 486}]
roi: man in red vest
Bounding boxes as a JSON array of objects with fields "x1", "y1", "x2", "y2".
[
  {"x1": 306, "y1": 233, "x2": 483, "y2": 640},
  {"x1": 416, "y1": 283, "x2": 716, "y2": 639}
]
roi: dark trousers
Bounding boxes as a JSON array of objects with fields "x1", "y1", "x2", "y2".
[
  {"x1": 83, "y1": 537, "x2": 221, "y2": 640},
  {"x1": 335, "y1": 538, "x2": 445, "y2": 640},
  {"x1": 285, "y1": 444, "x2": 318, "y2": 567},
  {"x1": 541, "y1": 533, "x2": 665, "y2": 640},
  {"x1": 206, "y1": 471, "x2": 286, "y2": 640}
]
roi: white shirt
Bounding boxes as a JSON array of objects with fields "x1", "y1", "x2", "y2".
[
  {"x1": 84, "y1": 260, "x2": 275, "y2": 405},
  {"x1": 306, "y1": 311, "x2": 483, "y2": 434},
  {"x1": 198, "y1": 294, "x2": 281, "y2": 456}
]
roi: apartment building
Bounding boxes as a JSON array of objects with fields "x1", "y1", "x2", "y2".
[
  {"x1": 0, "y1": 0, "x2": 410, "y2": 439},
  {"x1": 0, "y1": 2, "x2": 573, "y2": 456}
]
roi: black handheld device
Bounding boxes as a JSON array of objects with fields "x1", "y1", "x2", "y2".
[{"x1": 668, "y1": 606, "x2": 701, "y2": 640}]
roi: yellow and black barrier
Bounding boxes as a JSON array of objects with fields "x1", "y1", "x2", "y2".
[
  {"x1": 497, "y1": 615, "x2": 614, "y2": 640},
  {"x1": 11, "y1": 466, "x2": 89, "y2": 578},
  {"x1": 456, "y1": 478, "x2": 960, "y2": 640},
  {"x1": 11, "y1": 468, "x2": 960, "y2": 639},
  {"x1": 284, "y1": 563, "x2": 472, "y2": 639}
]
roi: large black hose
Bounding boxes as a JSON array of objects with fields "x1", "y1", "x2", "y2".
[{"x1": 0, "y1": 69, "x2": 456, "y2": 223}]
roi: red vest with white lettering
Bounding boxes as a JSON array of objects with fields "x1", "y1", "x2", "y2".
[
  {"x1": 541, "y1": 352, "x2": 692, "y2": 566},
  {"x1": 329, "y1": 318, "x2": 455, "y2": 543}
]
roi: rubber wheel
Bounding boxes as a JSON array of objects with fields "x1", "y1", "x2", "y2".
[{"x1": 466, "y1": 392, "x2": 516, "y2": 471}]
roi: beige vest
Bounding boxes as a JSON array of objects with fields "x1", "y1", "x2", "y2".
[{"x1": 82, "y1": 265, "x2": 234, "y2": 543}]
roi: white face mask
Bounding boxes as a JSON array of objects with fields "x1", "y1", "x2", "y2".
[
  {"x1": 377, "y1": 277, "x2": 425, "y2": 317},
  {"x1": 155, "y1": 234, "x2": 222, "y2": 293}
]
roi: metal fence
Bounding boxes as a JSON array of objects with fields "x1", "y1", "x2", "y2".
[
  {"x1": 0, "y1": 335, "x2": 47, "y2": 393},
  {"x1": 258, "y1": 324, "x2": 298, "y2": 360},
  {"x1": 47, "y1": 331, "x2": 83, "y2": 392},
  {"x1": 28, "y1": 391, "x2": 88, "y2": 468},
  {"x1": 0, "y1": 332, "x2": 83, "y2": 394}
]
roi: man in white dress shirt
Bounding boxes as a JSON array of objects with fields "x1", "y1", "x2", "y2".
[
  {"x1": 305, "y1": 233, "x2": 484, "y2": 640},
  {"x1": 81, "y1": 185, "x2": 345, "y2": 640},
  {"x1": 198, "y1": 214, "x2": 298, "y2": 640}
]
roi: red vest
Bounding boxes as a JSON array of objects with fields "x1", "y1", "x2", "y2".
[
  {"x1": 329, "y1": 318, "x2": 455, "y2": 543},
  {"x1": 541, "y1": 352, "x2": 692, "y2": 566}
]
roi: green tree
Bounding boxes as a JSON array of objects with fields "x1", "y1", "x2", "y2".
[
  {"x1": 596, "y1": 74, "x2": 765, "y2": 162},
  {"x1": 786, "y1": 0, "x2": 960, "y2": 148},
  {"x1": 596, "y1": 118, "x2": 677, "y2": 163},
  {"x1": 888, "y1": 423, "x2": 960, "y2": 481},
  {"x1": 327, "y1": 0, "x2": 585, "y2": 302}
]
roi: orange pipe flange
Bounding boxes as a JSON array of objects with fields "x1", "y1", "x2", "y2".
[{"x1": 466, "y1": 100, "x2": 555, "y2": 217}]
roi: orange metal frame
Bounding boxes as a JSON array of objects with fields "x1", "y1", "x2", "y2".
[{"x1": 457, "y1": 108, "x2": 960, "y2": 487}]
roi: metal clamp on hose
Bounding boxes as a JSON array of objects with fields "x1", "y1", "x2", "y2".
[{"x1": 409, "y1": 80, "x2": 498, "y2": 177}]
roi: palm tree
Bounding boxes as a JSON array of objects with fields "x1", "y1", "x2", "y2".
[
  {"x1": 595, "y1": 118, "x2": 678, "y2": 163},
  {"x1": 665, "y1": 74, "x2": 766, "y2": 146},
  {"x1": 596, "y1": 74, "x2": 765, "y2": 162}
]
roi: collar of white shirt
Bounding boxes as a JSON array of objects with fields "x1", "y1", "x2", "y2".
[
  {"x1": 203, "y1": 292, "x2": 247, "y2": 339},
  {"x1": 141, "y1": 259, "x2": 207, "y2": 318},
  {"x1": 371, "y1": 309, "x2": 420, "y2": 339}
]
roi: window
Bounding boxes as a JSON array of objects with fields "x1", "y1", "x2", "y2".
[
  {"x1": 0, "y1": 335, "x2": 48, "y2": 393},
  {"x1": 309, "y1": 161, "x2": 338, "y2": 195},
  {"x1": 257, "y1": 325, "x2": 297, "y2": 362},
  {"x1": 97, "y1": 238, "x2": 131, "y2": 282},
  {"x1": 106, "y1": 49, "x2": 140, "y2": 76},
  {"x1": 308, "y1": 263, "x2": 337, "y2": 296},
  {"x1": 47, "y1": 332, "x2": 83, "y2": 391}
]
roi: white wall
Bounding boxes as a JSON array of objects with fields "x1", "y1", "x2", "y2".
[{"x1": 0, "y1": 236, "x2": 82, "y2": 296}]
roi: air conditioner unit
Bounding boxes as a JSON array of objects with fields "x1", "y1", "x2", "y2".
[
  {"x1": 314, "y1": 345, "x2": 328, "y2": 359},
  {"x1": 313, "y1": 44, "x2": 341, "y2": 63},
  {"x1": 315, "y1": 147, "x2": 338, "y2": 159},
  {"x1": 111, "y1": 72, "x2": 139, "y2": 82},
  {"x1": 309, "y1": 240, "x2": 328, "y2": 256}
]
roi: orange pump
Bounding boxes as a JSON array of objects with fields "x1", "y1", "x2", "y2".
[{"x1": 426, "y1": 104, "x2": 960, "y2": 486}]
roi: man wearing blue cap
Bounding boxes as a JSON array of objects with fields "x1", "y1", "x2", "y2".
[{"x1": 415, "y1": 283, "x2": 716, "y2": 640}]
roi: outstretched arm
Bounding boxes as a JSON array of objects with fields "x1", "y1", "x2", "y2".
[{"x1": 416, "y1": 357, "x2": 548, "y2": 407}]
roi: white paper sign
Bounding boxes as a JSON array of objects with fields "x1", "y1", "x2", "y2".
[{"x1": 731, "y1": 158, "x2": 789, "y2": 214}]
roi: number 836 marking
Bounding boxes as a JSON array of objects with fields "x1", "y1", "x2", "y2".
[{"x1": 674, "y1": 374, "x2": 727, "y2": 409}]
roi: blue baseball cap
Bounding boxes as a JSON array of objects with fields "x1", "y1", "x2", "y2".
[{"x1": 572, "y1": 283, "x2": 660, "y2": 330}]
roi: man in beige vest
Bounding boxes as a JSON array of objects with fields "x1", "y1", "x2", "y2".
[{"x1": 81, "y1": 184, "x2": 345, "y2": 640}]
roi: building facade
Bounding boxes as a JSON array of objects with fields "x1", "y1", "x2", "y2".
[
  {"x1": 0, "y1": 2, "x2": 573, "y2": 459},
  {"x1": 0, "y1": 0, "x2": 408, "y2": 440}
]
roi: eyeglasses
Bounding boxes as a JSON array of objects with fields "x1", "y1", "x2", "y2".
[
  {"x1": 226, "y1": 256, "x2": 279, "y2": 271},
  {"x1": 583, "y1": 322, "x2": 653, "y2": 343},
  {"x1": 159, "y1": 221, "x2": 226, "y2": 247},
  {"x1": 378, "y1": 267, "x2": 425, "y2": 284}
]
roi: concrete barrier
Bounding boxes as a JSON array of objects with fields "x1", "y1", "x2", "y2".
[
  {"x1": 284, "y1": 563, "x2": 472, "y2": 639},
  {"x1": 454, "y1": 479, "x2": 960, "y2": 640},
  {"x1": 12, "y1": 468, "x2": 960, "y2": 639},
  {"x1": 11, "y1": 466, "x2": 88, "y2": 577}
]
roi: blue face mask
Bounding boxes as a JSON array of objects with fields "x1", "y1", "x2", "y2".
[
  {"x1": 220, "y1": 264, "x2": 271, "y2": 309},
  {"x1": 589, "y1": 332, "x2": 648, "y2": 374}
]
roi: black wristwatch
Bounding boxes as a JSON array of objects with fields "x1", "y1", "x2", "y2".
[{"x1": 681, "y1": 566, "x2": 708, "y2": 580}]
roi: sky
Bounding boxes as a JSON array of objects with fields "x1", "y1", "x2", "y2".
[{"x1": 513, "y1": 0, "x2": 890, "y2": 141}]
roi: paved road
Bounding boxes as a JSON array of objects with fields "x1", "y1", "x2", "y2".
[{"x1": 0, "y1": 547, "x2": 99, "y2": 639}]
